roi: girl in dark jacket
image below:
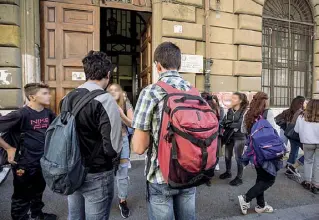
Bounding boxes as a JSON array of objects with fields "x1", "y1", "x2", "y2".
[
  {"x1": 275, "y1": 96, "x2": 305, "y2": 175},
  {"x1": 219, "y1": 92, "x2": 249, "y2": 186}
]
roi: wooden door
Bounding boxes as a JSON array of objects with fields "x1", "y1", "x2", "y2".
[
  {"x1": 40, "y1": 1, "x2": 100, "y2": 112},
  {"x1": 140, "y1": 18, "x2": 152, "y2": 88}
]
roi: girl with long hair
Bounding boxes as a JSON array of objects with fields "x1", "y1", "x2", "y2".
[
  {"x1": 275, "y1": 96, "x2": 305, "y2": 167},
  {"x1": 201, "y1": 93, "x2": 225, "y2": 172},
  {"x1": 219, "y1": 92, "x2": 249, "y2": 186},
  {"x1": 294, "y1": 99, "x2": 319, "y2": 194},
  {"x1": 108, "y1": 84, "x2": 133, "y2": 218},
  {"x1": 238, "y1": 92, "x2": 279, "y2": 215}
]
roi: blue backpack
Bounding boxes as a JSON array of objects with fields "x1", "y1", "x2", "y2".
[
  {"x1": 41, "y1": 89, "x2": 106, "y2": 195},
  {"x1": 249, "y1": 115, "x2": 285, "y2": 165}
]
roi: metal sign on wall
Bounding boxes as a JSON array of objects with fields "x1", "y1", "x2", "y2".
[{"x1": 179, "y1": 54, "x2": 203, "y2": 73}]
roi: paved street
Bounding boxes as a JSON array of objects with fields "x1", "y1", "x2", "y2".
[{"x1": 0, "y1": 160, "x2": 318, "y2": 220}]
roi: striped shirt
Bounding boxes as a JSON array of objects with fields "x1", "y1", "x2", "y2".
[{"x1": 132, "y1": 71, "x2": 191, "y2": 184}]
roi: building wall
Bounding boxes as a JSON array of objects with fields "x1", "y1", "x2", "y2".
[
  {"x1": 159, "y1": 0, "x2": 319, "y2": 97},
  {"x1": 0, "y1": 0, "x2": 22, "y2": 110}
]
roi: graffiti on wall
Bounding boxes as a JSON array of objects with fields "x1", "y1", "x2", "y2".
[{"x1": 212, "y1": 92, "x2": 257, "y2": 108}]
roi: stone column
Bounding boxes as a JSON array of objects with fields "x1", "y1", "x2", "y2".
[
  {"x1": 151, "y1": 0, "x2": 162, "y2": 83},
  {"x1": 234, "y1": 0, "x2": 263, "y2": 92},
  {"x1": 0, "y1": 0, "x2": 22, "y2": 111},
  {"x1": 20, "y1": 0, "x2": 41, "y2": 84}
]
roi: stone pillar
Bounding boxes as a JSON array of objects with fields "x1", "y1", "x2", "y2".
[
  {"x1": 20, "y1": 0, "x2": 41, "y2": 84},
  {"x1": 234, "y1": 0, "x2": 263, "y2": 92},
  {"x1": 0, "y1": 0, "x2": 23, "y2": 111},
  {"x1": 151, "y1": 0, "x2": 162, "y2": 83},
  {"x1": 159, "y1": 0, "x2": 204, "y2": 89}
]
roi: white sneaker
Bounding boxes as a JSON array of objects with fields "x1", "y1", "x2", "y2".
[
  {"x1": 238, "y1": 195, "x2": 250, "y2": 215},
  {"x1": 215, "y1": 163, "x2": 220, "y2": 171},
  {"x1": 255, "y1": 203, "x2": 274, "y2": 214}
]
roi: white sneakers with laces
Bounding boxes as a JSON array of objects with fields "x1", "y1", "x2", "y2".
[
  {"x1": 255, "y1": 203, "x2": 274, "y2": 214},
  {"x1": 238, "y1": 195, "x2": 250, "y2": 215},
  {"x1": 238, "y1": 195, "x2": 274, "y2": 215}
]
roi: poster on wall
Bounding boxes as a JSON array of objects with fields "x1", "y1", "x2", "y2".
[{"x1": 179, "y1": 54, "x2": 203, "y2": 73}]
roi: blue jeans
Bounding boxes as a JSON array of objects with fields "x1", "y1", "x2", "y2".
[
  {"x1": 117, "y1": 135, "x2": 130, "y2": 200},
  {"x1": 147, "y1": 182, "x2": 196, "y2": 220},
  {"x1": 68, "y1": 170, "x2": 114, "y2": 220},
  {"x1": 287, "y1": 139, "x2": 302, "y2": 165},
  {"x1": 117, "y1": 163, "x2": 129, "y2": 200}
]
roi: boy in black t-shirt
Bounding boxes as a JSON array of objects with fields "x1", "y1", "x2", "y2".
[{"x1": 0, "y1": 83, "x2": 56, "y2": 220}]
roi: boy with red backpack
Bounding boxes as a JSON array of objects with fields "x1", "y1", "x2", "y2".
[{"x1": 132, "y1": 42, "x2": 218, "y2": 220}]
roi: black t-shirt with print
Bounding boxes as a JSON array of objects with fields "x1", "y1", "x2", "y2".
[{"x1": 0, "y1": 106, "x2": 55, "y2": 167}]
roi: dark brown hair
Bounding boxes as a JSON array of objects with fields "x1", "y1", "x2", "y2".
[
  {"x1": 24, "y1": 83, "x2": 49, "y2": 101},
  {"x1": 82, "y1": 50, "x2": 113, "y2": 80},
  {"x1": 154, "y1": 42, "x2": 181, "y2": 70},
  {"x1": 304, "y1": 99, "x2": 319, "y2": 123},
  {"x1": 201, "y1": 93, "x2": 220, "y2": 120},
  {"x1": 286, "y1": 96, "x2": 305, "y2": 122},
  {"x1": 244, "y1": 92, "x2": 268, "y2": 133},
  {"x1": 233, "y1": 92, "x2": 249, "y2": 111}
]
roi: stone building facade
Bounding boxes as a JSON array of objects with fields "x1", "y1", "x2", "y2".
[{"x1": 0, "y1": 0, "x2": 318, "y2": 112}]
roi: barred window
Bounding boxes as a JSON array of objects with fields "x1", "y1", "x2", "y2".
[{"x1": 262, "y1": 0, "x2": 314, "y2": 107}]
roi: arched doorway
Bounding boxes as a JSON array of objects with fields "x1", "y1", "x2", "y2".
[{"x1": 262, "y1": 0, "x2": 314, "y2": 107}]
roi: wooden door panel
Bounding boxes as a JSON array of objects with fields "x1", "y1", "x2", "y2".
[
  {"x1": 140, "y1": 18, "x2": 152, "y2": 88},
  {"x1": 41, "y1": 1, "x2": 99, "y2": 112}
]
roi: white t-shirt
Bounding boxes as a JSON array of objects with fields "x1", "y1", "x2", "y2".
[{"x1": 294, "y1": 115, "x2": 319, "y2": 144}]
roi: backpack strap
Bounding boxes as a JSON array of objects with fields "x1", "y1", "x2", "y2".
[
  {"x1": 262, "y1": 109, "x2": 269, "y2": 119},
  {"x1": 71, "y1": 90, "x2": 106, "y2": 117},
  {"x1": 14, "y1": 107, "x2": 29, "y2": 163},
  {"x1": 156, "y1": 81, "x2": 199, "y2": 95}
]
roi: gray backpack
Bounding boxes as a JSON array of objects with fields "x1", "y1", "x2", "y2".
[{"x1": 41, "y1": 89, "x2": 106, "y2": 195}]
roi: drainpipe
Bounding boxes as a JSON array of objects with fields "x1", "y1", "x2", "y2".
[{"x1": 204, "y1": 0, "x2": 213, "y2": 93}]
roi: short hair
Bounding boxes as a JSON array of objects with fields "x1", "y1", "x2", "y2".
[
  {"x1": 154, "y1": 42, "x2": 181, "y2": 70},
  {"x1": 24, "y1": 83, "x2": 49, "y2": 101},
  {"x1": 82, "y1": 50, "x2": 113, "y2": 80}
]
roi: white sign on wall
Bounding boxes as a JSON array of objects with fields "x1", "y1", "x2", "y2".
[
  {"x1": 72, "y1": 72, "x2": 86, "y2": 81},
  {"x1": 179, "y1": 54, "x2": 204, "y2": 73},
  {"x1": 174, "y1": 25, "x2": 183, "y2": 33}
]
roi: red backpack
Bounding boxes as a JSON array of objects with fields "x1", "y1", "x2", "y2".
[{"x1": 156, "y1": 81, "x2": 219, "y2": 189}]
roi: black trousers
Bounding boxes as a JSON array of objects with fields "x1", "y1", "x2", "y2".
[
  {"x1": 245, "y1": 167, "x2": 276, "y2": 208},
  {"x1": 11, "y1": 166, "x2": 46, "y2": 220},
  {"x1": 225, "y1": 139, "x2": 246, "y2": 179}
]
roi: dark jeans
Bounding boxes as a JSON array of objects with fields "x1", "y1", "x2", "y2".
[
  {"x1": 245, "y1": 167, "x2": 276, "y2": 208},
  {"x1": 225, "y1": 139, "x2": 246, "y2": 179},
  {"x1": 147, "y1": 182, "x2": 196, "y2": 220},
  {"x1": 11, "y1": 167, "x2": 46, "y2": 220}
]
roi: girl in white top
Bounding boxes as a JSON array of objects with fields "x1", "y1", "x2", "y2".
[{"x1": 294, "y1": 99, "x2": 319, "y2": 194}]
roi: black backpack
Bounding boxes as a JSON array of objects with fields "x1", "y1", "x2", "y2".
[{"x1": 0, "y1": 108, "x2": 28, "y2": 166}]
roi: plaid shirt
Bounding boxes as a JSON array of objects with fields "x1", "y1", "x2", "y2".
[{"x1": 132, "y1": 71, "x2": 191, "y2": 184}]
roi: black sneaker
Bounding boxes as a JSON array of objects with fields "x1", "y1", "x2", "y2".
[
  {"x1": 219, "y1": 172, "x2": 232, "y2": 179},
  {"x1": 229, "y1": 177, "x2": 243, "y2": 186},
  {"x1": 30, "y1": 213, "x2": 57, "y2": 220},
  {"x1": 311, "y1": 186, "x2": 319, "y2": 194},
  {"x1": 119, "y1": 201, "x2": 130, "y2": 218},
  {"x1": 301, "y1": 181, "x2": 312, "y2": 190}
]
